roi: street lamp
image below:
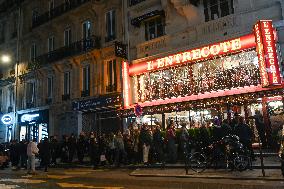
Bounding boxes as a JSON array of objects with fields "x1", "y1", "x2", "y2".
[{"x1": 1, "y1": 54, "x2": 11, "y2": 64}]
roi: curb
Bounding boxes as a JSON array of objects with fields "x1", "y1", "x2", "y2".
[{"x1": 129, "y1": 172, "x2": 284, "y2": 181}]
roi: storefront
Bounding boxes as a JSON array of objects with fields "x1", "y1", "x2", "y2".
[
  {"x1": 18, "y1": 109, "x2": 49, "y2": 142},
  {"x1": 122, "y1": 20, "x2": 284, "y2": 146},
  {"x1": 72, "y1": 93, "x2": 122, "y2": 135}
]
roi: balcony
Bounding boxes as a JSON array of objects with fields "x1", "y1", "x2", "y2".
[
  {"x1": 62, "y1": 94, "x2": 70, "y2": 101},
  {"x1": 32, "y1": 0, "x2": 91, "y2": 28},
  {"x1": 105, "y1": 34, "x2": 116, "y2": 43},
  {"x1": 129, "y1": 0, "x2": 146, "y2": 6},
  {"x1": 106, "y1": 84, "x2": 117, "y2": 93},
  {"x1": 45, "y1": 98, "x2": 52, "y2": 105},
  {"x1": 81, "y1": 90, "x2": 90, "y2": 97},
  {"x1": 26, "y1": 102, "x2": 34, "y2": 109},
  {"x1": 34, "y1": 36, "x2": 100, "y2": 67}
]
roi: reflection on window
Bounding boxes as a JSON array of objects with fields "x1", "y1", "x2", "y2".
[{"x1": 135, "y1": 51, "x2": 260, "y2": 102}]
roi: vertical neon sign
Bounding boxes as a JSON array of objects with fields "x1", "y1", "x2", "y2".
[
  {"x1": 122, "y1": 61, "x2": 130, "y2": 108},
  {"x1": 254, "y1": 20, "x2": 282, "y2": 86}
]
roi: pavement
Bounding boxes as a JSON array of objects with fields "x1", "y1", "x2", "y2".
[{"x1": 0, "y1": 168, "x2": 283, "y2": 189}]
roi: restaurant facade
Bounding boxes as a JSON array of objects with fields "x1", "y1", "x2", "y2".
[{"x1": 122, "y1": 20, "x2": 284, "y2": 145}]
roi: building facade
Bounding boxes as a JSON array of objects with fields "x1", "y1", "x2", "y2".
[
  {"x1": 0, "y1": 0, "x2": 126, "y2": 142},
  {"x1": 123, "y1": 0, "x2": 284, "y2": 146}
]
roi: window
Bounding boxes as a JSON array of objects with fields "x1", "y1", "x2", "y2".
[
  {"x1": 9, "y1": 87, "x2": 14, "y2": 109},
  {"x1": 82, "y1": 65, "x2": 90, "y2": 92},
  {"x1": 32, "y1": 10, "x2": 39, "y2": 23},
  {"x1": 26, "y1": 82, "x2": 35, "y2": 104},
  {"x1": 106, "y1": 10, "x2": 116, "y2": 42},
  {"x1": 107, "y1": 59, "x2": 117, "y2": 92},
  {"x1": 63, "y1": 72, "x2": 70, "y2": 95},
  {"x1": 82, "y1": 20, "x2": 91, "y2": 39},
  {"x1": 0, "y1": 22, "x2": 5, "y2": 43},
  {"x1": 203, "y1": 0, "x2": 234, "y2": 22},
  {"x1": 49, "y1": 0, "x2": 54, "y2": 12},
  {"x1": 30, "y1": 43, "x2": 37, "y2": 61},
  {"x1": 47, "y1": 76, "x2": 53, "y2": 98},
  {"x1": 145, "y1": 17, "x2": 165, "y2": 41},
  {"x1": 48, "y1": 36, "x2": 54, "y2": 52},
  {"x1": 64, "y1": 28, "x2": 71, "y2": 46}
]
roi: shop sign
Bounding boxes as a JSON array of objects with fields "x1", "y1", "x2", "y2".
[
  {"x1": 254, "y1": 20, "x2": 281, "y2": 86},
  {"x1": 134, "y1": 104, "x2": 143, "y2": 117},
  {"x1": 72, "y1": 95, "x2": 121, "y2": 111},
  {"x1": 129, "y1": 34, "x2": 256, "y2": 76},
  {"x1": 122, "y1": 61, "x2": 130, "y2": 108},
  {"x1": 1, "y1": 114, "x2": 14, "y2": 125},
  {"x1": 21, "y1": 114, "x2": 39, "y2": 122}
]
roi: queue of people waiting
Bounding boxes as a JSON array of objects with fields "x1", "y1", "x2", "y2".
[{"x1": 0, "y1": 115, "x2": 258, "y2": 173}]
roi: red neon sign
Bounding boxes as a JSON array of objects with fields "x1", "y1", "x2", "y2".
[
  {"x1": 129, "y1": 34, "x2": 256, "y2": 76},
  {"x1": 122, "y1": 61, "x2": 130, "y2": 108},
  {"x1": 254, "y1": 22, "x2": 269, "y2": 87},
  {"x1": 257, "y1": 20, "x2": 281, "y2": 86}
]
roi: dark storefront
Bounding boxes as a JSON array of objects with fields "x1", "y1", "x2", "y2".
[{"x1": 72, "y1": 93, "x2": 122, "y2": 135}]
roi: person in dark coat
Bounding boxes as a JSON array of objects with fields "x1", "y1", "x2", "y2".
[
  {"x1": 89, "y1": 136, "x2": 99, "y2": 169},
  {"x1": 253, "y1": 110, "x2": 267, "y2": 147},
  {"x1": 10, "y1": 140, "x2": 20, "y2": 170},
  {"x1": 235, "y1": 116, "x2": 254, "y2": 157},
  {"x1": 61, "y1": 135, "x2": 69, "y2": 163},
  {"x1": 40, "y1": 138, "x2": 51, "y2": 172},
  {"x1": 77, "y1": 133, "x2": 86, "y2": 164},
  {"x1": 152, "y1": 125, "x2": 164, "y2": 163},
  {"x1": 166, "y1": 123, "x2": 177, "y2": 163},
  {"x1": 50, "y1": 136, "x2": 59, "y2": 165},
  {"x1": 19, "y1": 140, "x2": 28, "y2": 169},
  {"x1": 68, "y1": 133, "x2": 77, "y2": 163}
]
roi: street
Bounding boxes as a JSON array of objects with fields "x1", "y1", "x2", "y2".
[{"x1": 0, "y1": 168, "x2": 283, "y2": 189}]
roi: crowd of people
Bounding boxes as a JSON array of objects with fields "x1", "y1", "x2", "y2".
[{"x1": 0, "y1": 114, "x2": 259, "y2": 174}]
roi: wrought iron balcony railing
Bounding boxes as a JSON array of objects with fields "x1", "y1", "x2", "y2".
[
  {"x1": 106, "y1": 84, "x2": 117, "y2": 93},
  {"x1": 129, "y1": 0, "x2": 146, "y2": 6},
  {"x1": 32, "y1": 0, "x2": 91, "y2": 28},
  {"x1": 62, "y1": 94, "x2": 70, "y2": 101},
  {"x1": 34, "y1": 36, "x2": 100, "y2": 66}
]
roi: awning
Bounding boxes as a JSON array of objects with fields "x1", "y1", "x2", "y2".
[
  {"x1": 72, "y1": 93, "x2": 122, "y2": 112},
  {"x1": 131, "y1": 10, "x2": 165, "y2": 27}
]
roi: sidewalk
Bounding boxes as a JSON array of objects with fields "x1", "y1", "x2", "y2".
[{"x1": 130, "y1": 168, "x2": 284, "y2": 181}]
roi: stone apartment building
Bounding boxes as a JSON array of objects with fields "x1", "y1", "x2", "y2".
[{"x1": 0, "y1": 0, "x2": 126, "y2": 142}]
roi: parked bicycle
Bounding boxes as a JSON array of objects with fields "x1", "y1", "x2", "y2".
[{"x1": 185, "y1": 135, "x2": 251, "y2": 174}]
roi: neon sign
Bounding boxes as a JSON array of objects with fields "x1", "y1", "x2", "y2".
[
  {"x1": 129, "y1": 34, "x2": 256, "y2": 76},
  {"x1": 1, "y1": 114, "x2": 13, "y2": 125},
  {"x1": 21, "y1": 114, "x2": 39, "y2": 122},
  {"x1": 256, "y1": 20, "x2": 281, "y2": 86},
  {"x1": 122, "y1": 61, "x2": 130, "y2": 108},
  {"x1": 254, "y1": 22, "x2": 269, "y2": 87}
]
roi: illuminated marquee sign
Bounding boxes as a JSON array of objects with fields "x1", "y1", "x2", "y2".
[
  {"x1": 122, "y1": 61, "x2": 130, "y2": 108},
  {"x1": 254, "y1": 20, "x2": 281, "y2": 86},
  {"x1": 129, "y1": 34, "x2": 256, "y2": 76},
  {"x1": 21, "y1": 114, "x2": 39, "y2": 122},
  {"x1": 1, "y1": 114, "x2": 14, "y2": 125}
]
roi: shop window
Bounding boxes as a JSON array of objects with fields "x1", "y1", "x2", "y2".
[
  {"x1": 63, "y1": 71, "x2": 70, "y2": 95},
  {"x1": 64, "y1": 27, "x2": 71, "y2": 46},
  {"x1": 105, "y1": 10, "x2": 116, "y2": 42},
  {"x1": 82, "y1": 65, "x2": 90, "y2": 96},
  {"x1": 47, "y1": 36, "x2": 55, "y2": 52},
  {"x1": 144, "y1": 16, "x2": 165, "y2": 41},
  {"x1": 106, "y1": 59, "x2": 117, "y2": 93},
  {"x1": 82, "y1": 20, "x2": 92, "y2": 39},
  {"x1": 30, "y1": 43, "x2": 37, "y2": 61},
  {"x1": 203, "y1": 0, "x2": 234, "y2": 22}
]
